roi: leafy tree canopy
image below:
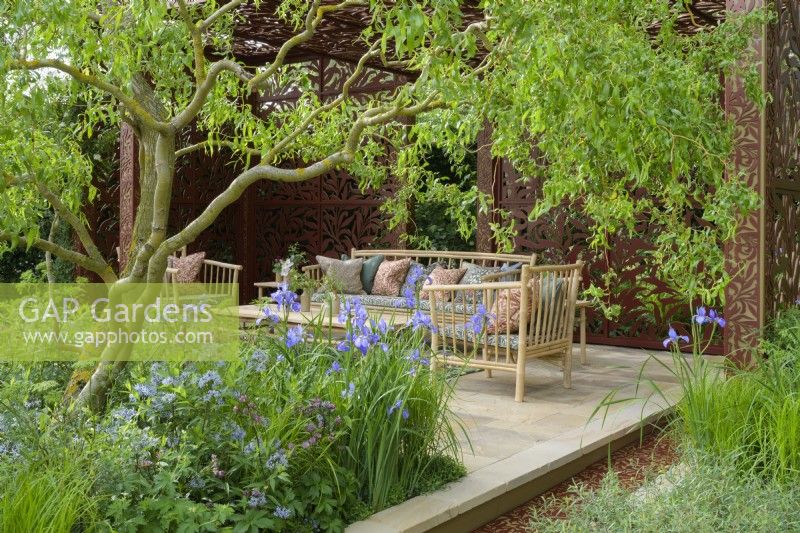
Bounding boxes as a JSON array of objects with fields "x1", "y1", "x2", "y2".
[{"x1": 0, "y1": 0, "x2": 768, "y2": 406}]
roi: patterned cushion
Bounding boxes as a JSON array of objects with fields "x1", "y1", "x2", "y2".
[
  {"x1": 454, "y1": 262, "x2": 502, "y2": 303},
  {"x1": 342, "y1": 254, "x2": 385, "y2": 294},
  {"x1": 172, "y1": 252, "x2": 205, "y2": 283},
  {"x1": 420, "y1": 266, "x2": 466, "y2": 300},
  {"x1": 371, "y1": 258, "x2": 411, "y2": 296},
  {"x1": 460, "y1": 262, "x2": 502, "y2": 284},
  {"x1": 530, "y1": 275, "x2": 565, "y2": 309},
  {"x1": 358, "y1": 294, "x2": 406, "y2": 308},
  {"x1": 317, "y1": 256, "x2": 365, "y2": 294},
  {"x1": 311, "y1": 291, "x2": 328, "y2": 304},
  {"x1": 311, "y1": 292, "x2": 406, "y2": 310},
  {"x1": 486, "y1": 288, "x2": 526, "y2": 334},
  {"x1": 499, "y1": 262, "x2": 524, "y2": 281},
  {"x1": 440, "y1": 323, "x2": 521, "y2": 350}
]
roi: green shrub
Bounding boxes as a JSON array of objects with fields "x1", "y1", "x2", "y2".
[
  {"x1": 766, "y1": 307, "x2": 800, "y2": 354},
  {"x1": 662, "y1": 322, "x2": 800, "y2": 481},
  {"x1": 407, "y1": 147, "x2": 477, "y2": 251},
  {"x1": 596, "y1": 306, "x2": 800, "y2": 482},
  {"x1": 0, "y1": 285, "x2": 466, "y2": 531},
  {"x1": 529, "y1": 453, "x2": 800, "y2": 532}
]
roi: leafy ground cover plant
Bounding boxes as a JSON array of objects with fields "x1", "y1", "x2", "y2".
[
  {"x1": 528, "y1": 452, "x2": 800, "y2": 532},
  {"x1": 0, "y1": 285, "x2": 467, "y2": 531}
]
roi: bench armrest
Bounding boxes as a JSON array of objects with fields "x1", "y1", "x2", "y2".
[
  {"x1": 421, "y1": 281, "x2": 521, "y2": 293},
  {"x1": 165, "y1": 267, "x2": 179, "y2": 283}
]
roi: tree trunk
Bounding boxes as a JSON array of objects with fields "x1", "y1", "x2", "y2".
[{"x1": 73, "y1": 73, "x2": 172, "y2": 413}]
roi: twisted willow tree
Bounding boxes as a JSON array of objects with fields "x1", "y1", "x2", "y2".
[{"x1": 1, "y1": 0, "x2": 765, "y2": 409}]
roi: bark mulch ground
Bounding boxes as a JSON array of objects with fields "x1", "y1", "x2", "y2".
[{"x1": 473, "y1": 429, "x2": 678, "y2": 532}]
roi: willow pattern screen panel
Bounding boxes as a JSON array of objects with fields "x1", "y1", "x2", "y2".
[
  {"x1": 493, "y1": 157, "x2": 721, "y2": 352},
  {"x1": 765, "y1": 0, "x2": 800, "y2": 314}
]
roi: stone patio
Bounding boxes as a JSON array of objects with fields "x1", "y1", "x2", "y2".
[{"x1": 348, "y1": 344, "x2": 682, "y2": 532}]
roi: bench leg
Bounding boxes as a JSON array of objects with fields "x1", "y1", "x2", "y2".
[
  {"x1": 580, "y1": 307, "x2": 587, "y2": 365},
  {"x1": 563, "y1": 347, "x2": 573, "y2": 389},
  {"x1": 486, "y1": 369, "x2": 493, "y2": 378},
  {"x1": 514, "y1": 352, "x2": 526, "y2": 402}
]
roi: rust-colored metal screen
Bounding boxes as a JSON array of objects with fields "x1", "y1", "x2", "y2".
[
  {"x1": 491, "y1": 157, "x2": 722, "y2": 353},
  {"x1": 169, "y1": 57, "x2": 404, "y2": 303},
  {"x1": 765, "y1": 0, "x2": 800, "y2": 314}
]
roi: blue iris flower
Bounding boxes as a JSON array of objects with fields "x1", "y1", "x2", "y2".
[
  {"x1": 338, "y1": 297, "x2": 368, "y2": 329},
  {"x1": 467, "y1": 304, "x2": 493, "y2": 334},
  {"x1": 694, "y1": 306, "x2": 726, "y2": 328},
  {"x1": 256, "y1": 305, "x2": 281, "y2": 325},
  {"x1": 662, "y1": 326, "x2": 690, "y2": 348},
  {"x1": 353, "y1": 335, "x2": 371, "y2": 355},
  {"x1": 341, "y1": 382, "x2": 355, "y2": 399},
  {"x1": 336, "y1": 340, "x2": 351, "y2": 352},
  {"x1": 326, "y1": 360, "x2": 342, "y2": 375},
  {"x1": 408, "y1": 310, "x2": 436, "y2": 332},
  {"x1": 270, "y1": 284, "x2": 300, "y2": 313},
  {"x1": 387, "y1": 399, "x2": 403, "y2": 416},
  {"x1": 285, "y1": 325, "x2": 304, "y2": 348}
]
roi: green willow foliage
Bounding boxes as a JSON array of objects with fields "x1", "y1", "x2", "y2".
[
  {"x1": 1, "y1": 0, "x2": 766, "y2": 304},
  {"x1": 387, "y1": 0, "x2": 766, "y2": 305},
  {"x1": 402, "y1": 1, "x2": 767, "y2": 305}
]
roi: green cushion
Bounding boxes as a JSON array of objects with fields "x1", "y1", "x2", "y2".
[
  {"x1": 342, "y1": 254, "x2": 384, "y2": 294},
  {"x1": 538, "y1": 275, "x2": 564, "y2": 307}
]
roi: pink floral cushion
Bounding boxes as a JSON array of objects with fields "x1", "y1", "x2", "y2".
[
  {"x1": 371, "y1": 258, "x2": 411, "y2": 296},
  {"x1": 420, "y1": 266, "x2": 466, "y2": 300},
  {"x1": 172, "y1": 252, "x2": 205, "y2": 283},
  {"x1": 486, "y1": 288, "x2": 526, "y2": 334}
]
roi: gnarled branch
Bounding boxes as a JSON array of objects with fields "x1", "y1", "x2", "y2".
[
  {"x1": 0, "y1": 231, "x2": 110, "y2": 279},
  {"x1": 247, "y1": 0, "x2": 365, "y2": 91},
  {"x1": 199, "y1": 0, "x2": 246, "y2": 32},
  {"x1": 176, "y1": 0, "x2": 207, "y2": 84},
  {"x1": 146, "y1": 96, "x2": 441, "y2": 281},
  {"x1": 34, "y1": 182, "x2": 107, "y2": 268},
  {"x1": 176, "y1": 139, "x2": 261, "y2": 159},
  {"x1": 9, "y1": 59, "x2": 170, "y2": 134},
  {"x1": 171, "y1": 60, "x2": 253, "y2": 129},
  {"x1": 262, "y1": 43, "x2": 381, "y2": 164}
]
